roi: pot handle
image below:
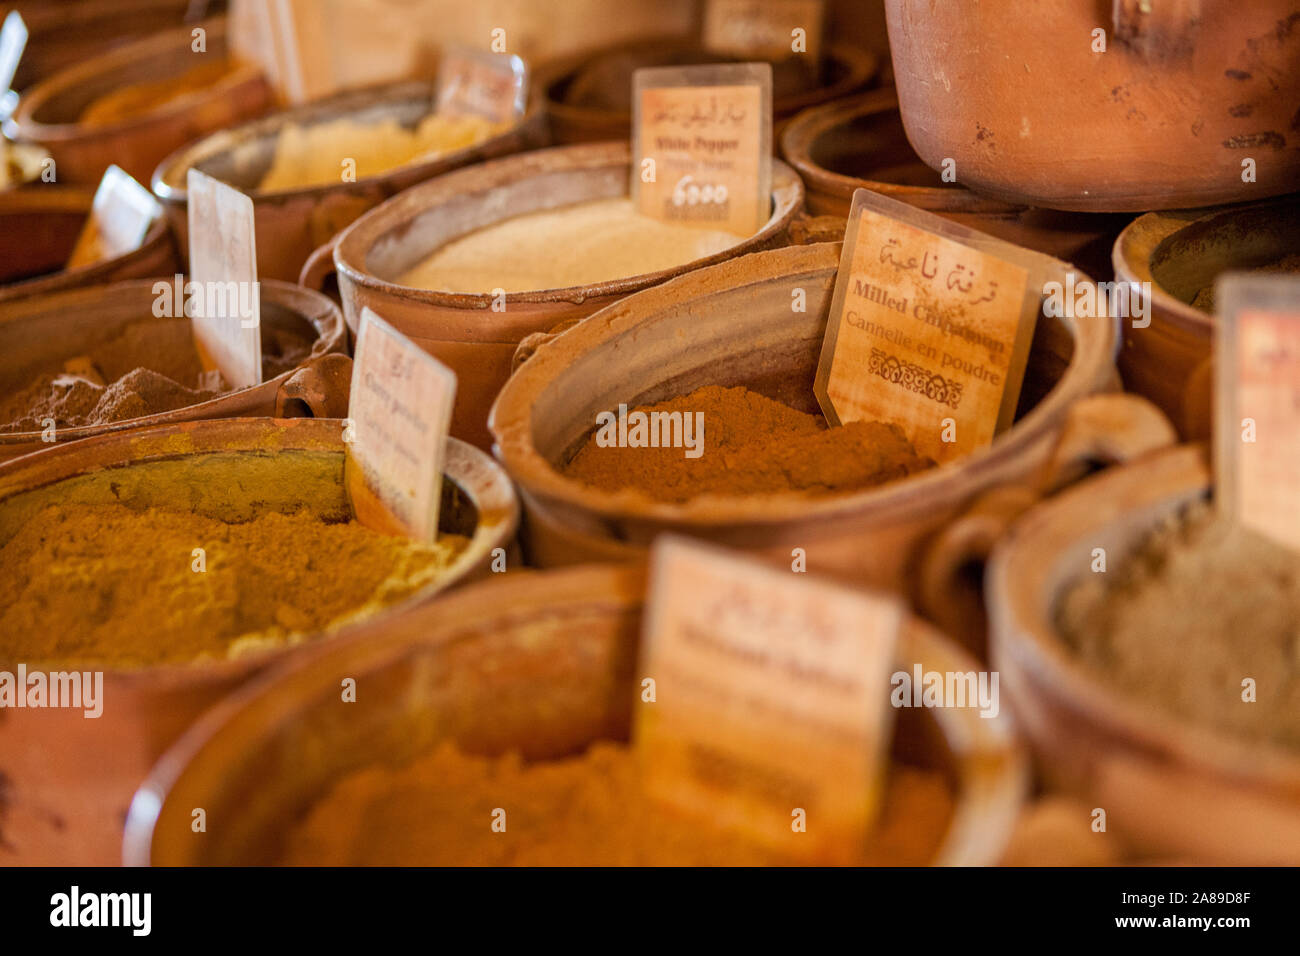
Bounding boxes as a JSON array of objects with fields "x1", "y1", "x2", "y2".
[
  {"x1": 915, "y1": 392, "x2": 1177, "y2": 653},
  {"x1": 511, "y1": 315, "x2": 586, "y2": 372},
  {"x1": 275, "y1": 353, "x2": 354, "y2": 419},
  {"x1": 299, "y1": 235, "x2": 340, "y2": 296},
  {"x1": 789, "y1": 213, "x2": 848, "y2": 245}
]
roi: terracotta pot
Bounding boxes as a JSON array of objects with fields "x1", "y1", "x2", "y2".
[
  {"x1": 6, "y1": 0, "x2": 199, "y2": 92},
  {"x1": 123, "y1": 564, "x2": 1026, "y2": 866},
  {"x1": 5, "y1": 18, "x2": 274, "y2": 185},
  {"x1": 152, "y1": 81, "x2": 550, "y2": 284},
  {"x1": 488, "y1": 242, "x2": 1173, "y2": 627},
  {"x1": 1112, "y1": 196, "x2": 1300, "y2": 440},
  {"x1": 987, "y1": 443, "x2": 1300, "y2": 863},
  {"x1": 781, "y1": 90, "x2": 1132, "y2": 280},
  {"x1": 0, "y1": 185, "x2": 177, "y2": 304},
  {"x1": 0, "y1": 416, "x2": 520, "y2": 866},
  {"x1": 327, "y1": 140, "x2": 805, "y2": 450},
  {"x1": 537, "y1": 37, "x2": 879, "y2": 145},
  {"x1": 884, "y1": 0, "x2": 1300, "y2": 211},
  {"x1": 0, "y1": 278, "x2": 346, "y2": 463}
]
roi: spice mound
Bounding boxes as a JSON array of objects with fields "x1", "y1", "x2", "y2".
[
  {"x1": 79, "y1": 60, "x2": 237, "y2": 126},
  {"x1": 563, "y1": 384, "x2": 933, "y2": 501},
  {"x1": 0, "y1": 317, "x2": 313, "y2": 433},
  {"x1": 257, "y1": 114, "x2": 505, "y2": 192},
  {"x1": 281, "y1": 741, "x2": 953, "y2": 865},
  {"x1": 1058, "y1": 504, "x2": 1300, "y2": 751},
  {"x1": 0, "y1": 503, "x2": 468, "y2": 669},
  {"x1": 396, "y1": 198, "x2": 747, "y2": 293}
]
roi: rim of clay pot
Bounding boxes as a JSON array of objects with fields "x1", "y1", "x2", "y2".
[
  {"x1": 122, "y1": 563, "x2": 1026, "y2": 866},
  {"x1": 0, "y1": 416, "x2": 520, "y2": 691},
  {"x1": 780, "y1": 87, "x2": 1023, "y2": 218},
  {"x1": 539, "y1": 37, "x2": 879, "y2": 127},
  {"x1": 987, "y1": 442, "x2": 1300, "y2": 786},
  {"x1": 0, "y1": 278, "x2": 345, "y2": 448},
  {"x1": 1112, "y1": 197, "x2": 1300, "y2": 338},
  {"x1": 151, "y1": 80, "x2": 547, "y2": 206},
  {"x1": 332, "y1": 139, "x2": 805, "y2": 311},
  {"x1": 0, "y1": 186, "x2": 174, "y2": 303},
  {"x1": 489, "y1": 241, "x2": 1114, "y2": 527},
  {"x1": 6, "y1": 18, "x2": 265, "y2": 143}
]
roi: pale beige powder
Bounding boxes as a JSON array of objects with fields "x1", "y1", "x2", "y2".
[{"x1": 396, "y1": 198, "x2": 748, "y2": 293}]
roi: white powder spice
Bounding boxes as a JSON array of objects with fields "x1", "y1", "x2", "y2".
[{"x1": 396, "y1": 198, "x2": 749, "y2": 293}]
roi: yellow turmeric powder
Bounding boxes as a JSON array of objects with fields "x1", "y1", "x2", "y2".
[{"x1": 0, "y1": 502, "x2": 467, "y2": 669}]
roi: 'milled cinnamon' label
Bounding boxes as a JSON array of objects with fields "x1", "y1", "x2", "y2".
[
  {"x1": 436, "y1": 45, "x2": 527, "y2": 124},
  {"x1": 635, "y1": 536, "x2": 901, "y2": 864},
  {"x1": 345, "y1": 307, "x2": 457, "y2": 544},
  {"x1": 815, "y1": 189, "x2": 1046, "y2": 464},
  {"x1": 1216, "y1": 275, "x2": 1300, "y2": 552},
  {"x1": 186, "y1": 168, "x2": 262, "y2": 390},
  {"x1": 632, "y1": 62, "x2": 771, "y2": 238}
]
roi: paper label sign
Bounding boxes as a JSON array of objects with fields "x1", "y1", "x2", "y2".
[
  {"x1": 66, "y1": 165, "x2": 161, "y2": 270},
  {"x1": 1216, "y1": 275, "x2": 1300, "y2": 552},
  {"x1": 436, "y1": 46, "x2": 527, "y2": 124},
  {"x1": 345, "y1": 308, "x2": 457, "y2": 544},
  {"x1": 815, "y1": 189, "x2": 1044, "y2": 464},
  {"x1": 703, "y1": 0, "x2": 825, "y2": 65},
  {"x1": 186, "y1": 169, "x2": 262, "y2": 390},
  {"x1": 635, "y1": 536, "x2": 902, "y2": 864},
  {"x1": 0, "y1": 11, "x2": 27, "y2": 96},
  {"x1": 632, "y1": 63, "x2": 772, "y2": 238}
]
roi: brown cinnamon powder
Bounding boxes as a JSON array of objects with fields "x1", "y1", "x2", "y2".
[{"x1": 563, "y1": 384, "x2": 933, "y2": 501}]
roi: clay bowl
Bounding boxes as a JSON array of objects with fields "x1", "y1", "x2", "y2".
[
  {"x1": 0, "y1": 416, "x2": 520, "y2": 866},
  {"x1": 781, "y1": 90, "x2": 1131, "y2": 280},
  {"x1": 7, "y1": 0, "x2": 197, "y2": 93},
  {"x1": 987, "y1": 443, "x2": 1300, "y2": 864},
  {"x1": 487, "y1": 241, "x2": 1150, "y2": 607},
  {"x1": 0, "y1": 185, "x2": 177, "y2": 304},
  {"x1": 0, "y1": 278, "x2": 346, "y2": 463},
  {"x1": 5, "y1": 18, "x2": 274, "y2": 186},
  {"x1": 329, "y1": 140, "x2": 805, "y2": 450},
  {"x1": 883, "y1": 0, "x2": 1300, "y2": 211},
  {"x1": 538, "y1": 37, "x2": 878, "y2": 144},
  {"x1": 152, "y1": 81, "x2": 549, "y2": 283},
  {"x1": 123, "y1": 564, "x2": 1026, "y2": 866},
  {"x1": 1112, "y1": 196, "x2": 1300, "y2": 440}
]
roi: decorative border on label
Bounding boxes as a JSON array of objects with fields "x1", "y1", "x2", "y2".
[{"x1": 867, "y1": 348, "x2": 964, "y2": 409}]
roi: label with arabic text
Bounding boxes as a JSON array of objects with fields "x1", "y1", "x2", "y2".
[
  {"x1": 815, "y1": 189, "x2": 1038, "y2": 463},
  {"x1": 632, "y1": 63, "x2": 771, "y2": 238}
]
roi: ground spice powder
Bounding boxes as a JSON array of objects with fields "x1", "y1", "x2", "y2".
[
  {"x1": 1058, "y1": 503, "x2": 1300, "y2": 751},
  {"x1": 79, "y1": 60, "x2": 238, "y2": 126},
  {"x1": 0, "y1": 503, "x2": 468, "y2": 668},
  {"x1": 0, "y1": 317, "x2": 312, "y2": 433},
  {"x1": 282, "y1": 741, "x2": 953, "y2": 865},
  {"x1": 563, "y1": 384, "x2": 933, "y2": 501}
]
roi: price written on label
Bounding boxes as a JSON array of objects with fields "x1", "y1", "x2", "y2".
[
  {"x1": 186, "y1": 168, "x2": 262, "y2": 390},
  {"x1": 67, "y1": 165, "x2": 161, "y2": 270},
  {"x1": 815, "y1": 189, "x2": 1043, "y2": 464},
  {"x1": 1216, "y1": 275, "x2": 1300, "y2": 551},
  {"x1": 345, "y1": 307, "x2": 457, "y2": 544},
  {"x1": 436, "y1": 46, "x2": 527, "y2": 124},
  {"x1": 635, "y1": 536, "x2": 902, "y2": 864},
  {"x1": 632, "y1": 62, "x2": 772, "y2": 238}
]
